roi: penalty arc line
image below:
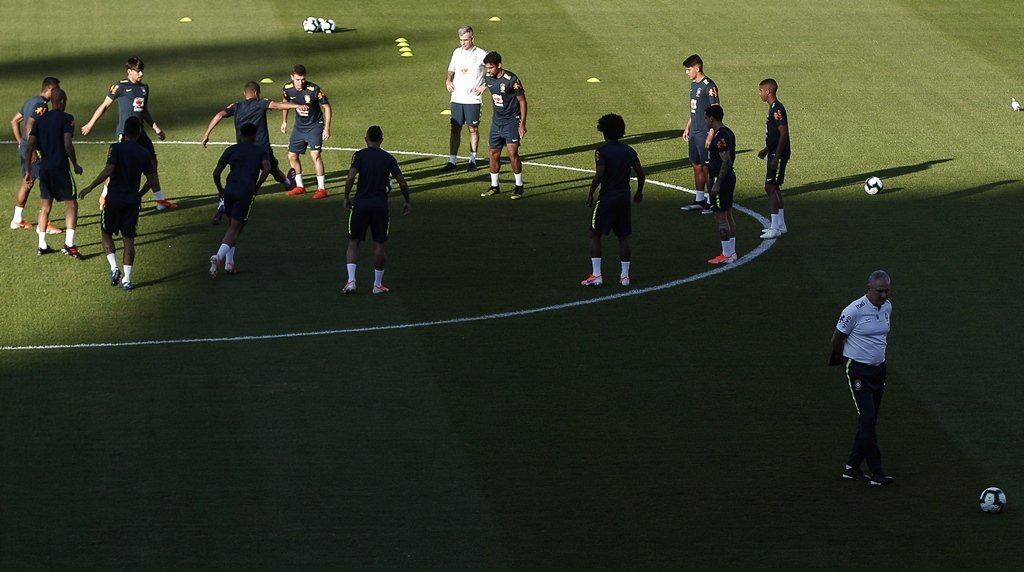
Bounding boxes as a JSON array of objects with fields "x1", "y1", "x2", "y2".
[{"x1": 0, "y1": 141, "x2": 775, "y2": 352}]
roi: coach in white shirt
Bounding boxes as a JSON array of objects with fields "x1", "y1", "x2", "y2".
[
  {"x1": 830, "y1": 270, "x2": 895, "y2": 487},
  {"x1": 441, "y1": 26, "x2": 488, "y2": 173}
]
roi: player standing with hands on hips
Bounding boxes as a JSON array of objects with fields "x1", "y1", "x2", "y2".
[
  {"x1": 441, "y1": 25, "x2": 487, "y2": 173},
  {"x1": 830, "y1": 270, "x2": 895, "y2": 486}
]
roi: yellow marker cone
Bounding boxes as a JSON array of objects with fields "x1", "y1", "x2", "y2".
[
  {"x1": 441, "y1": 110, "x2": 452, "y2": 115},
  {"x1": 489, "y1": 16, "x2": 501, "y2": 22},
  {"x1": 587, "y1": 77, "x2": 601, "y2": 83},
  {"x1": 401, "y1": 52, "x2": 414, "y2": 57},
  {"x1": 395, "y1": 37, "x2": 407, "y2": 43},
  {"x1": 260, "y1": 78, "x2": 274, "y2": 84},
  {"x1": 399, "y1": 46, "x2": 412, "y2": 52},
  {"x1": 179, "y1": 17, "x2": 192, "y2": 23},
  {"x1": 397, "y1": 41, "x2": 409, "y2": 47}
]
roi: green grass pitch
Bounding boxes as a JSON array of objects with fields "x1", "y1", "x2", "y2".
[{"x1": 1, "y1": 0, "x2": 1023, "y2": 568}]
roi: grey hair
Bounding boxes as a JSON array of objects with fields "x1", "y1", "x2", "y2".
[
  {"x1": 458, "y1": 26, "x2": 474, "y2": 37},
  {"x1": 868, "y1": 270, "x2": 890, "y2": 284}
]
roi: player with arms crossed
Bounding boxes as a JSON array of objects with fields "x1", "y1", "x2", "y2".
[
  {"x1": 23, "y1": 88, "x2": 84, "y2": 258},
  {"x1": 703, "y1": 105, "x2": 738, "y2": 265},
  {"x1": 80, "y1": 117, "x2": 159, "y2": 291},
  {"x1": 201, "y1": 81, "x2": 306, "y2": 223},
  {"x1": 680, "y1": 54, "x2": 720, "y2": 214},
  {"x1": 81, "y1": 56, "x2": 177, "y2": 211},
  {"x1": 280, "y1": 64, "x2": 332, "y2": 200},
  {"x1": 480, "y1": 51, "x2": 528, "y2": 200},
  {"x1": 9, "y1": 76, "x2": 63, "y2": 233},
  {"x1": 208, "y1": 123, "x2": 271, "y2": 278},
  {"x1": 757, "y1": 78, "x2": 790, "y2": 239},
  {"x1": 441, "y1": 25, "x2": 487, "y2": 172},
  {"x1": 342, "y1": 125, "x2": 411, "y2": 295},
  {"x1": 580, "y1": 113, "x2": 645, "y2": 287}
]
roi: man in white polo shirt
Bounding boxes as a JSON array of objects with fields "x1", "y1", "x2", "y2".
[
  {"x1": 441, "y1": 25, "x2": 487, "y2": 173},
  {"x1": 830, "y1": 270, "x2": 894, "y2": 486}
]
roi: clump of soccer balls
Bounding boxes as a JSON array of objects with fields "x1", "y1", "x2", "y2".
[
  {"x1": 864, "y1": 176, "x2": 884, "y2": 195},
  {"x1": 303, "y1": 17, "x2": 337, "y2": 34},
  {"x1": 979, "y1": 487, "x2": 1006, "y2": 513}
]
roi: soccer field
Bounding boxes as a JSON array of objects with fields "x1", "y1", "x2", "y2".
[{"x1": 2, "y1": 1, "x2": 1023, "y2": 568}]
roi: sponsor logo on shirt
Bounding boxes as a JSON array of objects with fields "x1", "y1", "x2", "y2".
[{"x1": 132, "y1": 97, "x2": 145, "y2": 112}]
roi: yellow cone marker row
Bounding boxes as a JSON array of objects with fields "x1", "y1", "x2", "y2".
[
  {"x1": 260, "y1": 78, "x2": 274, "y2": 84},
  {"x1": 179, "y1": 16, "x2": 192, "y2": 23},
  {"x1": 441, "y1": 109, "x2": 452, "y2": 115},
  {"x1": 395, "y1": 37, "x2": 413, "y2": 57},
  {"x1": 489, "y1": 16, "x2": 501, "y2": 22},
  {"x1": 587, "y1": 77, "x2": 601, "y2": 83}
]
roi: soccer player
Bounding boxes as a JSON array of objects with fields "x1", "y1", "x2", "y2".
[
  {"x1": 757, "y1": 78, "x2": 791, "y2": 239},
  {"x1": 280, "y1": 64, "x2": 332, "y2": 200},
  {"x1": 441, "y1": 25, "x2": 487, "y2": 173},
  {"x1": 480, "y1": 51, "x2": 528, "y2": 200},
  {"x1": 703, "y1": 105, "x2": 738, "y2": 265},
  {"x1": 342, "y1": 125, "x2": 411, "y2": 294},
  {"x1": 581, "y1": 113, "x2": 645, "y2": 287},
  {"x1": 79, "y1": 117, "x2": 159, "y2": 291},
  {"x1": 830, "y1": 270, "x2": 894, "y2": 486},
  {"x1": 680, "y1": 54, "x2": 720, "y2": 214},
  {"x1": 201, "y1": 81, "x2": 307, "y2": 223},
  {"x1": 23, "y1": 88, "x2": 84, "y2": 258},
  {"x1": 80, "y1": 56, "x2": 178, "y2": 211},
  {"x1": 9, "y1": 77, "x2": 63, "y2": 233},
  {"x1": 208, "y1": 123, "x2": 271, "y2": 278}
]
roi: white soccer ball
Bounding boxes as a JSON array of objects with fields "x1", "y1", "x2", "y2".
[
  {"x1": 323, "y1": 19, "x2": 336, "y2": 33},
  {"x1": 302, "y1": 17, "x2": 319, "y2": 33},
  {"x1": 980, "y1": 487, "x2": 1007, "y2": 513},
  {"x1": 864, "y1": 176, "x2": 884, "y2": 195},
  {"x1": 317, "y1": 18, "x2": 329, "y2": 33}
]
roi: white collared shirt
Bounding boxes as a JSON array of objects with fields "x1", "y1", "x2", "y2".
[
  {"x1": 836, "y1": 295, "x2": 892, "y2": 365},
  {"x1": 448, "y1": 45, "x2": 487, "y2": 104}
]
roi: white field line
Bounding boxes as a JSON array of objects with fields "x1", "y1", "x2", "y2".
[{"x1": 0, "y1": 141, "x2": 774, "y2": 352}]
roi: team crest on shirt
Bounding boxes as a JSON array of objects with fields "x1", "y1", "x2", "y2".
[
  {"x1": 696, "y1": 88, "x2": 702, "y2": 97},
  {"x1": 500, "y1": 83, "x2": 506, "y2": 93},
  {"x1": 305, "y1": 94, "x2": 311, "y2": 103},
  {"x1": 141, "y1": 87, "x2": 147, "y2": 95},
  {"x1": 512, "y1": 81, "x2": 521, "y2": 91}
]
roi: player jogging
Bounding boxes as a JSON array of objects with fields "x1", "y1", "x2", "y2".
[
  {"x1": 79, "y1": 117, "x2": 159, "y2": 291},
  {"x1": 80, "y1": 56, "x2": 177, "y2": 211},
  {"x1": 9, "y1": 76, "x2": 63, "y2": 233},
  {"x1": 481, "y1": 51, "x2": 528, "y2": 200},
  {"x1": 580, "y1": 113, "x2": 645, "y2": 287},
  {"x1": 342, "y1": 125, "x2": 411, "y2": 294},
  {"x1": 202, "y1": 81, "x2": 306, "y2": 223},
  {"x1": 208, "y1": 123, "x2": 271, "y2": 278},
  {"x1": 23, "y1": 88, "x2": 83, "y2": 258},
  {"x1": 703, "y1": 105, "x2": 738, "y2": 265},
  {"x1": 280, "y1": 64, "x2": 332, "y2": 200}
]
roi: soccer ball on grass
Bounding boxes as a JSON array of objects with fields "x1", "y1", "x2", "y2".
[
  {"x1": 980, "y1": 487, "x2": 1006, "y2": 513},
  {"x1": 864, "y1": 176, "x2": 884, "y2": 195},
  {"x1": 302, "y1": 17, "x2": 319, "y2": 33}
]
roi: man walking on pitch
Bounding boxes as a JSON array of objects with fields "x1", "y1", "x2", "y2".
[
  {"x1": 757, "y1": 78, "x2": 790, "y2": 239},
  {"x1": 441, "y1": 25, "x2": 487, "y2": 173},
  {"x1": 581, "y1": 113, "x2": 645, "y2": 287},
  {"x1": 10, "y1": 76, "x2": 63, "y2": 233},
  {"x1": 481, "y1": 51, "x2": 528, "y2": 200},
  {"x1": 81, "y1": 56, "x2": 178, "y2": 211},
  {"x1": 342, "y1": 125, "x2": 411, "y2": 294},
  {"x1": 79, "y1": 117, "x2": 159, "y2": 291},
  {"x1": 680, "y1": 54, "x2": 720, "y2": 214},
  {"x1": 208, "y1": 123, "x2": 271, "y2": 278},
  {"x1": 281, "y1": 64, "x2": 332, "y2": 200},
  {"x1": 830, "y1": 270, "x2": 894, "y2": 486},
  {"x1": 23, "y1": 88, "x2": 84, "y2": 258},
  {"x1": 703, "y1": 105, "x2": 738, "y2": 264},
  {"x1": 201, "y1": 81, "x2": 306, "y2": 223}
]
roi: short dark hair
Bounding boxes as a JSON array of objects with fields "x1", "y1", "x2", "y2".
[
  {"x1": 244, "y1": 81, "x2": 261, "y2": 95},
  {"x1": 49, "y1": 88, "x2": 67, "y2": 106},
  {"x1": 483, "y1": 51, "x2": 502, "y2": 66},
  {"x1": 123, "y1": 116, "x2": 142, "y2": 138},
  {"x1": 682, "y1": 54, "x2": 703, "y2": 69},
  {"x1": 759, "y1": 78, "x2": 778, "y2": 91},
  {"x1": 597, "y1": 113, "x2": 626, "y2": 140},
  {"x1": 239, "y1": 123, "x2": 258, "y2": 139},
  {"x1": 41, "y1": 77, "x2": 60, "y2": 89},
  {"x1": 704, "y1": 104, "x2": 724, "y2": 122},
  {"x1": 125, "y1": 56, "x2": 144, "y2": 71},
  {"x1": 366, "y1": 125, "x2": 384, "y2": 143},
  {"x1": 292, "y1": 64, "x2": 307, "y2": 76}
]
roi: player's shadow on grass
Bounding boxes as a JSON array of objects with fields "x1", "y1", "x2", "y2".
[
  {"x1": 132, "y1": 267, "x2": 198, "y2": 289},
  {"x1": 783, "y1": 159, "x2": 953, "y2": 197},
  {"x1": 524, "y1": 129, "x2": 681, "y2": 162},
  {"x1": 937, "y1": 179, "x2": 1019, "y2": 199}
]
